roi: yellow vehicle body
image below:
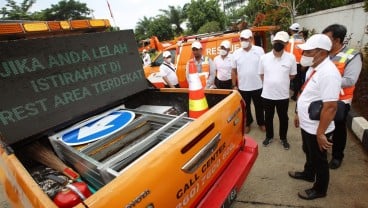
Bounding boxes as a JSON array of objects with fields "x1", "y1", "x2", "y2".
[{"x1": 0, "y1": 20, "x2": 258, "y2": 208}]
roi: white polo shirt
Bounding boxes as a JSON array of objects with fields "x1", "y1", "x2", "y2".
[
  {"x1": 259, "y1": 51, "x2": 297, "y2": 100},
  {"x1": 159, "y1": 62, "x2": 179, "y2": 85},
  {"x1": 232, "y1": 45, "x2": 265, "y2": 91},
  {"x1": 214, "y1": 54, "x2": 233, "y2": 81},
  {"x1": 297, "y1": 57, "x2": 342, "y2": 135}
]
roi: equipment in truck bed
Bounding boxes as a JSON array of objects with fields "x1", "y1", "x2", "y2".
[{"x1": 49, "y1": 105, "x2": 192, "y2": 189}]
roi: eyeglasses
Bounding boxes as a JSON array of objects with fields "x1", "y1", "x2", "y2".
[
  {"x1": 192, "y1": 48, "x2": 200, "y2": 51},
  {"x1": 165, "y1": 56, "x2": 171, "y2": 58}
]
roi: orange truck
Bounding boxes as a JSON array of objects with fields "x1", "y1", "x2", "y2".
[
  {"x1": 138, "y1": 36, "x2": 177, "y2": 53},
  {"x1": 0, "y1": 20, "x2": 258, "y2": 207},
  {"x1": 144, "y1": 26, "x2": 279, "y2": 88}
]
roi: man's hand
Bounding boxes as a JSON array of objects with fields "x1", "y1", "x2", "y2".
[
  {"x1": 317, "y1": 134, "x2": 333, "y2": 151},
  {"x1": 294, "y1": 114, "x2": 299, "y2": 128}
]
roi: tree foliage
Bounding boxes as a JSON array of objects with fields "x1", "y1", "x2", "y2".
[
  {"x1": 0, "y1": 0, "x2": 92, "y2": 21},
  {"x1": 146, "y1": 16, "x2": 174, "y2": 41},
  {"x1": 135, "y1": 16, "x2": 153, "y2": 41},
  {"x1": 186, "y1": 0, "x2": 226, "y2": 33},
  {"x1": 41, "y1": 0, "x2": 91, "y2": 20},
  {"x1": 197, "y1": 21, "x2": 221, "y2": 34},
  {"x1": 159, "y1": 5, "x2": 186, "y2": 36},
  {"x1": 0, "y1": 0, "x2": 36, "y2": 19}
]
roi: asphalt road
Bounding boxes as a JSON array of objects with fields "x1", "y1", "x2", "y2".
[{"x1": 0, "y1": 99, "x2": 367, "y2": 208}]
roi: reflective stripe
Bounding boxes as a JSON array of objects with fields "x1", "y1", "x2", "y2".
[
  {"x1": 331, "y1": 47, "x2": 358, "y2": 101},
  {"x1": 189, "y1": 98, "x2": 208, "y2": 111},
  {"x1": 338, "y1": 48, "x2": 355, "y2": 63}
]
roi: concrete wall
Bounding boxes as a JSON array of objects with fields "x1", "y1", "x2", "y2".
[{"x1": 295, "y1": 2, "x2": 367, "y2": 49}]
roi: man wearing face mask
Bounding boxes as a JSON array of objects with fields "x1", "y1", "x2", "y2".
[
  {"x1": 232, "y1": 29, "x2": 266, "y2": 133},
  {"x1": 259, "y1": 31, "x2": 297, "y2": 150},
  {"x1": 288, "y1": 34, "x2": 341, "y2": 200},
  {"x1": 322, "y1": 24, "x2": 362, "y2": 169},
  {"x1": 214, "y1": 40, "x2": 233, "y2": 89},
  {"x1": 185, "y1": 41, "x2": 216, "y2": 89},
  {"x1": 159, "y1": 51, "x2": 179, "y2": 88}
]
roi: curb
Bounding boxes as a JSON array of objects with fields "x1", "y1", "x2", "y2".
[{"x1": 347, "y1": 108, "x2": 368, "y2": 151}]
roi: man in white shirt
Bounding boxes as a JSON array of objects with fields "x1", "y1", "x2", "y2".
[
  {"x1": 232, "y1": 29, "x2": 266, "y2": 133},
  {"x1": 259, "y1": 31, "x2": 297, "y2": 150},
  {"x1": 142, "y1": 49, "x2": 151, "y2": 67},
  {"x1": 288, "y1": 34, "x2": 341, "y2": 200},
  {"x1": 159, "y1": 51, "x2": 179, "y2": 88},
  {"x1": 214, "y1": 40, "x2": 233, "y2": 89}
]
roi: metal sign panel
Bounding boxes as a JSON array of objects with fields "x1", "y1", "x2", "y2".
[
  {"x1": 61, "y1": 110, "x2": 135, "y2": 146},
  {"x1": 0, "y1": 30, "x2": 147, "y2": 144}
]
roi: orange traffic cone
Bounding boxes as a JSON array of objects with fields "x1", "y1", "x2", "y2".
[{"x1": 188, "y1": 60, "x2": 209, "y2": 118}]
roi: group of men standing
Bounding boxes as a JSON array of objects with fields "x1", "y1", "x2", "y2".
[{"x1": 160, "y1": 23, "x2": 362, "y2": 201}]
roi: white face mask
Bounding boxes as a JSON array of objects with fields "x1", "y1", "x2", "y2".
[
  {"x1": 219, "y1": 49, "x2": 228, "y2": 56},
  {"x1": 241, "y1": 41, "x2": 250, "y2": 49},
  {"x1": 300, "y1": 55, "x2": 314, "y2": 67},
  {"x1": 165, "y1": 58, "x2": 172, "y2": 63}
]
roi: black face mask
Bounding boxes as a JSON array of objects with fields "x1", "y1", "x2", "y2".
[{"x1": 273, "y1": 42, "x2": 284, "y2": 52}]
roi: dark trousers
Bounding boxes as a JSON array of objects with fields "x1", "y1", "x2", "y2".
[
  {"x1": 263, "y1": 98, "x2": 289, "y2": 139},
  {"x1": 301, "y1": 129, "x2": 332, "y2": 194},
  {"x1": 215, "y1": 77, "x2": 232, "y2": 89},
  {"x1": 291, "y1": 64, "x2": 306, "y2": 97},
  {"x1": 239, "y1": 89, "x2": 265, "y2": 127},
  {"x1": 331, "y1": 104, "x2": 351, "y2": 160}
]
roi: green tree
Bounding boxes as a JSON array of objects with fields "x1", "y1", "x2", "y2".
[
  {"x1": 197, "y1": 21, "x2": 221, "y2": 33},
  {"x1": 263, "y1": 0, "x2": 307, "y2": 23},
  {"x1": 42, "y1": 0, "x2": 92, "y2": 20},
  {"x1": 135, "y1": 16, "x2": 154, "y2": 41},
  {"x1": 298, "y1": 0, "x2": 348, "y2": 15},
  {"x1": 146, "y1": 16, "x2": 174, "y2": 41},
  {"x1": 186, "y1": 0, "x2": 226, "y2": 33},
  {"x1": 159, "y1": 5, "x2": 186, "y2": 35},
  {"x1": 0, "y1": 0, "x2": 36, "y2": 19}
]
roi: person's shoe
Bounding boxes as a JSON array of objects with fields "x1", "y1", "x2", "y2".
[
  {"x1": 262, "y1": 138, "x2": 273, "y2": 147},
  {"x1": 298, "y1": 188, "x2": 326, "y2": 200},
  {"x1": 245, "y1": 126, "x2": 251, "y2": 134},
  {"x1": 329, "y1": 158, "x2": 342, "y2": 169},
  {"x1": 288, "y1": 171, "x2": 314, "y2": 182},
  {"x1": 281, "y1": 139, "x2": 290, "y2": 150},
  {"x1": 259, "y1": 125, "x2": 266, "y2": 132}
]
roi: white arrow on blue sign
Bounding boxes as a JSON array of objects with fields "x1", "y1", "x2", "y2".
[{"x1": 61, "y1": 110, "x2": 135, "y2": 146}]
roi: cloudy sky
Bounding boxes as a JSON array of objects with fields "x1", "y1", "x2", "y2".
[{"x1": 0, "y1": 0, "x2": 191, "y2": 30}]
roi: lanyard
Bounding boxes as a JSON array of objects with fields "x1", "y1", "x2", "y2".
[{"x1": 298, "y1": 69, "x2": 316, "y2": 98}]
